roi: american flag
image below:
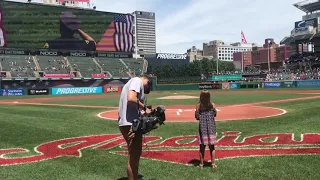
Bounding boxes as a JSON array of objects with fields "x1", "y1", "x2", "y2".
[
  {"x1": 241, "y1": 31, "x2": 247, "y2": 44},
  {"x1": 114, "y1": 14, "x2": 133, "y2": 52},
  {"x1": 96, "y1": 14, "x2": 133, "y2": 52}
]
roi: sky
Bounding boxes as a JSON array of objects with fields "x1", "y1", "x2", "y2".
[{"x1": 9, "y1": 0, "x2": 305, "y2": 54}]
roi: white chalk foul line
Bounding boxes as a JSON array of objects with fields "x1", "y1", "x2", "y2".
[{"x1": 184, "y1": 110, "x2": 193, "y2": 112}]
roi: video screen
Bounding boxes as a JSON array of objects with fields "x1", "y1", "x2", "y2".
[{"x1": 0, "y1": 1, "x2": 134, "y2": 52}]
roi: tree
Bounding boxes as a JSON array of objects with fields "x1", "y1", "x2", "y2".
[{"x1": 148, "y1": 59, "x2": 236, "y2": 78}]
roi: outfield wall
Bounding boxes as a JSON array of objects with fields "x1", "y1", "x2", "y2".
[{"x1": 0, "y1": 77, "x2": 319, "y2": 96}]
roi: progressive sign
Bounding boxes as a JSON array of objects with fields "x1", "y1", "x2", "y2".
[
  {"x1": 156, "y1": 53, "x2": 187, "y2": 60},
  {"x1": 295, "y1": 18, "x2": 317, "y2": 28}
]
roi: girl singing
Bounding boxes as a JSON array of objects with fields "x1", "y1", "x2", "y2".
[{"x1": 195, "y1": 90, "x2": 217, "y2": 168}]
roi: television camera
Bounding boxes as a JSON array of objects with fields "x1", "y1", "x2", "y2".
[{"x1": 132, "y1": 105, "x2": 166, "y2": 134}]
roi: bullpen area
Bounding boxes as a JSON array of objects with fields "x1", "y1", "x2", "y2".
[{"x1": 1, "y1": 89, "x2": 320, "y2": 180}]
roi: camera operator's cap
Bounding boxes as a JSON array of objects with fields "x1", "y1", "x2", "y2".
[
  {"x1": 143, "y1": 74, "x2": 152, "y2": 85},
  {"x1": 60, "y1": 11, "x2": 81, "y2": 31}
]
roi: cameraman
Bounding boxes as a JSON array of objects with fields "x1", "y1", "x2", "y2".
[{"x1": 118, "y1": 75, "x2": 151, "y2": 180}]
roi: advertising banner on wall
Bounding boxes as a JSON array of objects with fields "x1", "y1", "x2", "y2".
[
  {"x1": 156, "y1": 53, "x2": 187, "y2": 60},
  {"x1": 199, "y1": 84, "x2": 220, "y2": 90},
  {"x1": 0, "y1": 89, "x2": 24, "y2": 96},
  {"x1": 295, "y1": 18, "x2": 318, "y2": 28},
  {"x1": 211, "y1": 75, "x2": 242, "y2": 81},
  {"x1": 284, "y1": 81, "x2": 296, "y2": 88},
  {"x1": 230, "y1": 82, "x2": 240, "y2": 89},
  {"x1": 104, "y1": 86, "x2": 121, "y2": 93},
  {"x1": 51, "y1": 87, "x2": 103, "y2": 95},
  {"x1": 28, "y1": 89, "x2": 49, "y2": 95},
  {"x1": 263, "y1": 82, "x2": 281, "y2": 88},
  {"x1": 222, "y1": 83, "x2": 230, "y2": 90},
  {"x1": 44, "y1": 74, "x2": 74, "y2": 78},
  {"x1": 294, "y1": 26, "x2": 314, "y2": 36},
  {"x1": 296, "y1": 80, "x2": 320, "y2": 88},
  {"x1": 92, "y1": 73, "x2": 105, "y2": 78}
]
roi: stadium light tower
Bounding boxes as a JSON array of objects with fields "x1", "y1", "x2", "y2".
[{"x1": 267, "y1": 39, "x2": 272, "y2": 72}]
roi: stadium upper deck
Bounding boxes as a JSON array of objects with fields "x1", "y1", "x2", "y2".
[{"x1": 294, "y1": 0, "x2": 320, "y2": 13}]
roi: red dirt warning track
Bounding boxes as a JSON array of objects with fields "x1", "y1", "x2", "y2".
[{"x1": 98, "y1": 105, "x2": 286, "y2": 122}]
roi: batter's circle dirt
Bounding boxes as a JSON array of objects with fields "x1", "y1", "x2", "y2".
[{"x1": 97, "y1": 105, "x2": 287, "y2": 122}]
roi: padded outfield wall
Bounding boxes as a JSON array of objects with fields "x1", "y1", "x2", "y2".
[{"x1": 1, "y1": 77, "x2": 320, "y2": 96}]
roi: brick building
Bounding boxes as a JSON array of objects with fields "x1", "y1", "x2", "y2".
[
  {"x1": 233, "y1": 38, "x2": 298, "y2": 70},
  {"x1": 233, "y1": 51, "x2": 252, "y2": 70},
  {"x1": 251, "y1": 39, "x2": 279, "y2": 65}
]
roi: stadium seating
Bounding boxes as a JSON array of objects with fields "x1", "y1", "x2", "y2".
[
  {"x1": 67, "y1": 57, "x2": 101, "y2": 77},
  {"x1": 95, "y1": 58, "x2": 127, "y2": 77},
  {"x1": 121, "y1": 58, "x2": 145, "y2": 76},
  {"x1": 0, "y1": 55, "x2": 36, "y2": 77},
  {"x1": 36, "y1": 56, "x2": 71, "y2": 74}
]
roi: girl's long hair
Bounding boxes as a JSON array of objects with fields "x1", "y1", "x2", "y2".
[{"x1": 199, "y1": 90, "x2": 213, "y2": 112}]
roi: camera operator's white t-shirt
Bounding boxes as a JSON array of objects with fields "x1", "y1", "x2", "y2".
[{"x1": 118, "y1": 77, "x2": 144, "y2": 126}]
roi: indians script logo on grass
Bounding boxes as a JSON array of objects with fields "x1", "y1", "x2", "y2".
[{"x1": 1, "y1": 131, "x2": 320, "y2": 166}]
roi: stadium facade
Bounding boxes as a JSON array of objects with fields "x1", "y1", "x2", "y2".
[{"x1": 281, "y1": 0, "x2": 320, "y2": 56}]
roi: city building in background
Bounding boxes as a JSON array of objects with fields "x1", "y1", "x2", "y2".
[
  {"x1": 187, "y1": 46, "x2": 213, "y2": 62},
  {"x1": 251, "y1": 39, "x2": 279, "y2": 65},
  {"x1": 132, "y1": 11, "x2": 156, "y2": 58},
  {"x1": 233, "y1": 51, "x2": 252, "y2": 70},
  {"x1": 203, "y1": 40, "x2": 256, "y2": 61},
  {"x1": 233, "y1": 38, "x2": 296, "y2": 70}
]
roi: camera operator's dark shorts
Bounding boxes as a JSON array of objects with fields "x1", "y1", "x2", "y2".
[{"x1": 119, "y1": 126, "x2": 143, "y2": 154}]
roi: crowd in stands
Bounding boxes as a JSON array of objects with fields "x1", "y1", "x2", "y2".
[
  {"x1": 265, "y1": 68, "x2": 320, "y2": 81},
  {"x1": 1, "y1": 56, "x2": 36, "y2": 77},
  {"x1": 96, "y1": 58, "x2": 127, "y2": 75},
  {"x1": 39, "y1": 57, "x2": 71, "y2": 74},
  {"x1": 265, "y1": 52, "x2": 320, "y2": 81}
]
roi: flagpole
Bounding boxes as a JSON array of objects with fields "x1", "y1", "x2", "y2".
[
  {"x1": 268, "y1": 41, "x2": 271, "y2": 72},
  {"x1": 242, "y1": 52, "x2": 244, "y2": 72},
  {"x1": 216, "y1": 59, "x2": 218, "y2": 74}
]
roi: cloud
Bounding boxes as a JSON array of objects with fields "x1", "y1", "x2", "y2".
[{"x1": 156, "y1": 0, "x2": 303, "y2": 53}]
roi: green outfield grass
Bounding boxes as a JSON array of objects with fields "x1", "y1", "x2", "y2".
[
  {"x1": 0, "y1": 90, "x2": 320, "y2": 180},
  {"x1": 42, "y1": 93, "x2": 318, "y2": 106}
]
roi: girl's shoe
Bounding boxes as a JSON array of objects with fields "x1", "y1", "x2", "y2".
[
  {"x1": 211, "y1": 163, "x2": 217, "y2": 168},
  {"x1": 199, "y1": 164, "x2": 204, "y2": 168}
]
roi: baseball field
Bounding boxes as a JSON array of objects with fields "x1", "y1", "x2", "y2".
[{"x1": 1, "y1": 89, "x2": 320, "y2": 180}]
